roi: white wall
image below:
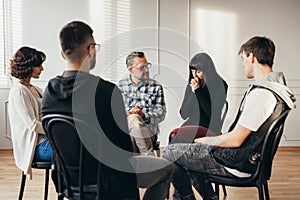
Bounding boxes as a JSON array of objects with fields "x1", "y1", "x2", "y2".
[
  {"x1": 1, "y1": 0, "x2": 300, "y2": 148},
  {"x1": 188, "y1": 0, "x2": 300, "y2": 146},
  {"x1": 22, "y1": 0, "x2": 89, "y2": 82}
]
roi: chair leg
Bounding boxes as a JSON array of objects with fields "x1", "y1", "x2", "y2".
[
  {"x1": 19, "y1": 172, "x2": 26, "y2": 200},
  {"x1": 222, "y1": 184, "x2": 227, "y2": 196},
  {"x1": 44, "y1": 169, "x2": 50, "y2": 200},
  {"x1": 214, "y1": 183, "x2": 220, "y2": 198},
  {"x1": 257, "y1": 185, "x2": 265, "y2": 200},
  {"x1": 58, "y1": 194, "x2": 64, "y2": 200},
  {"x1": 156, "y1": 149, "x2": 160, "y2": 157},
  {"x1": 165, "y1": 183, "x2": 170, "y2": 199},
  {"x1": 165, "y1": 191, "x2": 169, "y2": 199},
  {"x1": 264, "y1": 182, "x2": 270, "y2": 200},
  {"x1": 204, "y1": 181, "x2": 209, "y2": 200},
  {"x1": 57, "y1": 174, "x2": 65, "y2": 200}
]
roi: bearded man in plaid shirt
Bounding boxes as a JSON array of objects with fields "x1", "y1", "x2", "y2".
[{"x1": 118, "y1": 51, "x2": 167, "y2": 154}]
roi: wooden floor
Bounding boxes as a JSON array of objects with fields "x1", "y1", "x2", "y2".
[{"x1": 0, "y1": 147, "x2": 300, "y2": 200}]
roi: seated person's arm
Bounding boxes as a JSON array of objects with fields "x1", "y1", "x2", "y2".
[
  {"x1": 194, "y1": 124, "x2": 252, "y2": 148},
  {"x1": 13, "y1": 91, "x2": 44, "y2": 134},
  {"x1": 194, "y1": 88, "x2": 276, "y2": 148},
  {"x1": 127, "y1": 106, "x2": 145, "y2": 118},
  {"x1": 179, "y1": 85, "x2": 195, "y2": 120},
  {"x1": 143, "y1": 85, "x2": 166, "y2": 124}
]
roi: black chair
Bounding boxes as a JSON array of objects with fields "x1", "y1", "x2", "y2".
[
  {"x1": 220, "y1": 101, "x2": 229, "y2": 130},
  {"x1": 204, "y1": 109, "x2": 290, "y2": 200},
  {"x1": 153, "y1": 140, "x2": 161, "y2": 157},
  {"x1": 18, "y1": 161, "x2": 52, "y2": 200},
  {"x1": 219, "y1": 101, "x2": 229, "y2": 197},
  {"x1": 42, "y1": 114, "x2": 104, "y2": 200}
]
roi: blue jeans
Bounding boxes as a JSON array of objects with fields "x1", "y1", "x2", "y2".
[
  {"x1": 34, "y1": 139, "x2": 53, "y2": 161},
  {"x1": 162, "y1": 143, "x2": 234, "y2": 200}
]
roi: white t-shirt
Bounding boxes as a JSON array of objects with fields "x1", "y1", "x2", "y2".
[
  {"x1": 225, "y1": 88, "x2": 277, "y2": 177},
  {"x1": 238, "y1": 88, "x2": 277, "y2": 131}
]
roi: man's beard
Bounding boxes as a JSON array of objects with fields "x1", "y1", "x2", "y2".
[
  {"x1": 139, "y1": 73, "x2": 149, "y2": 82},
  {"x1": 142, "y1": 72, "x2": 149, "y2": 78}
]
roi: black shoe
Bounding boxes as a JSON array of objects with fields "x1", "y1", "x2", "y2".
[{"x1": 172, "y1": 189, "x2": 181, "y2": 200}]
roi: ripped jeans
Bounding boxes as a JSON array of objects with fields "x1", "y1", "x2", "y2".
[{"x1": 162, "y1": 143, "x2": 234, "y2": 200}]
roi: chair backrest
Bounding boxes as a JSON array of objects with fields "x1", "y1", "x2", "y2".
[
  {"x1": 220, "y1": 101, "x2": 229, "y2": 131},
  {"x1": 252, "y1": 109, "x2": 290, "y2": 182},
  {"x1": 42, "y1": 114, "x2": 100, "y2": 199}
]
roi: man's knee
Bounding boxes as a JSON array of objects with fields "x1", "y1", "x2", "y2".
[
  {"x1": 127, "y1": 114, "x2": 145, "y2": 128},
  {"x1": 133, "y1": 156, "x2": 174, "y2": 188}
]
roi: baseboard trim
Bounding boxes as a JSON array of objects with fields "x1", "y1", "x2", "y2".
[{"x1": 277, "y1": 146, "x2": 300, "y2": 151}]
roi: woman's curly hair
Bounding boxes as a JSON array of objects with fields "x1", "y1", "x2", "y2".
[{"x1": 10, "y1": 46, "x2": 46, "y2": 80}]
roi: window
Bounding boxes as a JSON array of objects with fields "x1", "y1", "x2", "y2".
[
  {"x1": 89, "y1": 0, "x2": 160, "y2": 84},
  {"x1": 0, "y1": 0, "x2": 22, "y2": 85},
  {"x1": 89, "y1": 0, "x2": 131, "y2": 83}
]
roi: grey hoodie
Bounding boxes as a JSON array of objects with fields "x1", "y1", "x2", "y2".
[{"x1": 253, "y1": 72, "x2": 296, "y2": 109}]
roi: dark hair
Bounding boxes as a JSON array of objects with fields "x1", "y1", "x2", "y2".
[
  {"x1": 189, "y1": 53, "x2": 220, "y2": 87},
  {"x1": 59, "y1": 21, "x2": 93, "y2": 59},
  {"x1": 125, "y1": 51, "x2": 145, "y2": 68},
  {"x1": 189, "y1": 53, "x2": 228, "y2": 132},
  {"x1": 189, "y1": 52, "x2": 227, "y2": 94},
  {"x1": 10, "y1": 46, "x2": 46, "y2": 80},
  {"x1": 238, "y1": 36, "x2": 275, "y2": 67}
]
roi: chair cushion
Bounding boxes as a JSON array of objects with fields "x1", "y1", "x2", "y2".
[
  {"x1": 32, "y1": 161, "x2": 52, "y2": 169},
  {"x1": 170, "y1": 125, "x2": 216, "y2": 144}
]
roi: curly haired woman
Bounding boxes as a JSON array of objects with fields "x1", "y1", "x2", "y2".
[{"x1": 8, "y1": 46, "x2": 52, "y2": 179}]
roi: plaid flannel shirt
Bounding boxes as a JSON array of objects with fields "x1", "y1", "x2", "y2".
[{"x1": 118, "y1": 75, "x2": 166, "y2": 135}]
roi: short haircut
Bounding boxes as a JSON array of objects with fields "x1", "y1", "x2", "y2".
[
  {"x1": 125, "y1": 51, "x2": 145, "y2": 68},
  {"x1": 59, "y1": 21, "x2": 93, "y2": 60},
  {"x1": 10, "y1": 46, "x2": 46, "y2": 80},
  {"x1": 238, "y1": 36, "x2": 275, "y2": 67}
]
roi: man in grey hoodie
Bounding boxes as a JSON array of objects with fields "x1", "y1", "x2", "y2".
[{"x1": 162, "y1": 36, "x2": 296, "y2": 200}]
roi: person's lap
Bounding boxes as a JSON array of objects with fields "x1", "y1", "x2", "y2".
[
  {"x1": 163, "y1": 143, "x2": 229, "y2": 175},
  {"x1": 162, "y1": 143, "x2": 233, "y2": 199},
  {"x1": 34, "y1": 139, "x2": 53, "y2": 162},
  {"x1": 127, "y1": 114, "x2": 154, "y2": 153},
  {"x1": 169, "y1": 125, "x2": 216, "y2": 144},
  {"x1": 130, "y1": 155, "x2": 173, "y2": 187},
  {"x1": 130, "y1": 155, "x2": 174, "y2": 200}
]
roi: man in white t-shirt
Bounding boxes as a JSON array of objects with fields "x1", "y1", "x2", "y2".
[{"x1": 162, "y1": 36, "x2": 296, "y2": 200}]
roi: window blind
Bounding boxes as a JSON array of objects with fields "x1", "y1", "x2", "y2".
[{"x1": 0, "y1": 0, "x2": 22, "y2": 85}]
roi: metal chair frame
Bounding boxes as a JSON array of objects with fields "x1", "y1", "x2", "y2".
[
  {"x1": 42, "y1": 114, "x2": 103, "y2": 200},
  {"x1": 18, "y1": 161, "x2": 52, "y2": 200},
  {"x1": 205, "y1": 110, "x2": 290, "y2": 200}
]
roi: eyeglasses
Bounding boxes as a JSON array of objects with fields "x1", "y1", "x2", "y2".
[
  {"x1": 87, "y1": 43, "x2": 101, "y2": 52},
  {"x1": 132, "y1": 63, "x2": 152, "y2": 71}
]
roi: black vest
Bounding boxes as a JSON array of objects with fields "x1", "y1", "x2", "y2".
[{"x1": 212, "y1": 86, "x2": 288, "y2": 173}]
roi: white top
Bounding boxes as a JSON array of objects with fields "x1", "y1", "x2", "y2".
[
  {"x1": 8, "y1": 81, "x2": 44, "y2": 179},
  {"x1": 238, "y1": 88, "x2": 277, "y2": 131},
  {"x1": 225, "y1": 88, "x2": 277, "y2": 177}
]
